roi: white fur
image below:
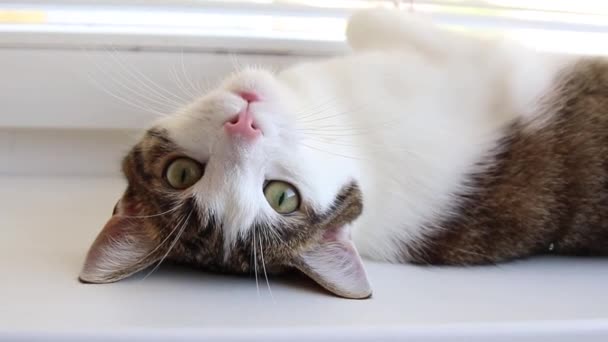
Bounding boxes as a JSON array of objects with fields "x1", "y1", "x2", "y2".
[{"x1": 154, "y1": 9, "x2": 575, "y2": 263}]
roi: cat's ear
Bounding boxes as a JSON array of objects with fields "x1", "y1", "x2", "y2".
[
  {"x1": 293, "y1": 226, "x2": 372, "y2": 299},
  {"x1": 79, "y1": 197, "x2": 160, "y2": 284}
]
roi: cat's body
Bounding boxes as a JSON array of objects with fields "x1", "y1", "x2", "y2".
[{"x1": 80, "y1": 9, "x2": 608, "y2": 298}]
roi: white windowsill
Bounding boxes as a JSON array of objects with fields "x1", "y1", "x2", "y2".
[{"x1": 2, "y1": 176, "x2": 608, "y2": 341}]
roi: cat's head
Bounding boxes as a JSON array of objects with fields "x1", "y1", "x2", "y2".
[{"x1": 79, "y1": 68, "x2": 371, "y2": 299}]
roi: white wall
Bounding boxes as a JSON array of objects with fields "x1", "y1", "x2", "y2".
[{"x1": 0, "y1": 47, "x2": 322, "y2": 176}]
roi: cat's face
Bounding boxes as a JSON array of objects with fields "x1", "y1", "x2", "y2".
[{"x1": 79, "y1": 68, "x2": 372, "y2": 299}]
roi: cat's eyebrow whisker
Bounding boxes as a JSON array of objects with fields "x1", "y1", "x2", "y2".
[
  {"x1": 142, "y1": 208, "x2": 193, "y2": 280},
  {"x1": 258, "y1": 230, "x2": 274, "y2": 302}
]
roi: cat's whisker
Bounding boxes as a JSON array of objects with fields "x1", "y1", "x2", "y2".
[
  {"x1": 297, "y1": 121, "x2": 404, "y2": 139},
  {"x1": 303, "y1": 136, "x2": 420, "y2": 155},
  {"x1": 298, "y1": 129, "x2": 374, "y2": 137},
  {"x1": 298, "y1": 125, "x2": 372, "y2": 132},
  {"x1": 266, "y1": 223, "x2": 288, "y2": 249},
  {"x1": 300, "y1": 142, "x2": 366, "y2": 161},
  {"x1": 252, "y1": 225, "x2": 261, "y2": 297},
  {"x1": 229, "y1": 54, "x2": 244, "y2": 73},
  {"x1": 169, "y1": 64, "x2": 198, "y2": 102},
  {"x1": 302, "y1": 117, "x2": 400, "y2": 129},
  {"x1": 299, "y1": 134, "x2": 357, "y2": 140},
  {"x1": 198, "y1": 78, "x2": 214, "y2": 95},
  {"x1": 258, "y1": 230, "x2": 274, "y2": 302},
  {"x1": 179, "y1": 48, "x2": 205, "y2": 97},
  {"x1": 133, "y1": 206, "x2": 188, "y2": 265},
  {"x1": 142, "y1": 208, "x2": 193, "y2": 280},
  {"x1": 120, "y1": 203, "x2": 183, "y2": 219},
  {"x1": 249, "y1": 231, "x2": 255, "y2": 278},
  {"x1": 298, "y1": 130, "x2": 378, "y2": 139},
  {"x1": 84, "y1": 65, "x2": 211, "y2": 124},
  {"x1": 297, "y1": 103, "x2": 369, "y2": 125},
  {"x1": 265, "y1": 63, "x2": 281, "y2": 75},
  {"x1": 294, "y1": 96, "x2": 345, "y2": 119},
  {"x1": 105, "y1": 46, "x2": 189, "y2": 107},
  {"x1": 95, "y1": 51, "x2": 182, "y2": 112},
  {"x1": 295, "y1": 105, "x2": 352, "y2": 124},
  {"x1": 81, "y1": 68, "x2": 171, "y2": 118},
  {"x1": 298, "y1": 117, "x2": 402, "y2": 133},
  {"x1": 297, "y1": 98, "x2": 380, "y2": 122},
  {"x1": 79, "y1": 47, "x2": 180, "y2": 117}
]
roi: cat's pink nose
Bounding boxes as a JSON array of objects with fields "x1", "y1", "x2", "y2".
[
  {"x1": 238, "y1": 91, "x2": 259, "y2": 103},
  {"x1": 224, "y1": 109, "x2": 261, "y2": 141}
]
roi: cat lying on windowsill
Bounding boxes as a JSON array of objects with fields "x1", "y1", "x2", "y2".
[{"x1": 79, "y1": 9, "x2": 608, "y2": 299}]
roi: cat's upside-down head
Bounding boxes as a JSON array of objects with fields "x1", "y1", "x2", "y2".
[
  {"x1": 78, "y1": 7, "x2": 493, "y2": 298},
  {"x1": 79, "y1": 6, "x2": 608, "y2": 298},
  {"x1": 79, "y1": 66, "x2": 372, "y2": 298}
]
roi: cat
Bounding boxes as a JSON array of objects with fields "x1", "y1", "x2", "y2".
[{"x1": 79, "y1": 9, "x2": 608, "y2": 299}]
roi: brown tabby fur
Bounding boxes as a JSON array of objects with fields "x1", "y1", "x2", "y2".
[{"x1": 408, "y1": 58, "x2": 608, "y2": 265}]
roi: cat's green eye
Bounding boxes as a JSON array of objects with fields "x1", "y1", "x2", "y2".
[
  {"x1": 264, "y1": 181, "x2": 300, "y2": 214},
  {"x1": 165, "y1": 157, "x2": 203, "y2": 189}
]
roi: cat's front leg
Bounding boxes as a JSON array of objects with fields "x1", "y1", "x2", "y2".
[{"x1": 346, "y1": 8, "x2": 480, "y2": 59}]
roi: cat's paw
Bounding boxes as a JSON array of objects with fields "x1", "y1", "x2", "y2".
[
  {"x1": 347, "y1": 9, "x2": 436, "y2": 52},
  {"x1": 346, "y1": 8, "x2": 474, "y2": 58}
]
